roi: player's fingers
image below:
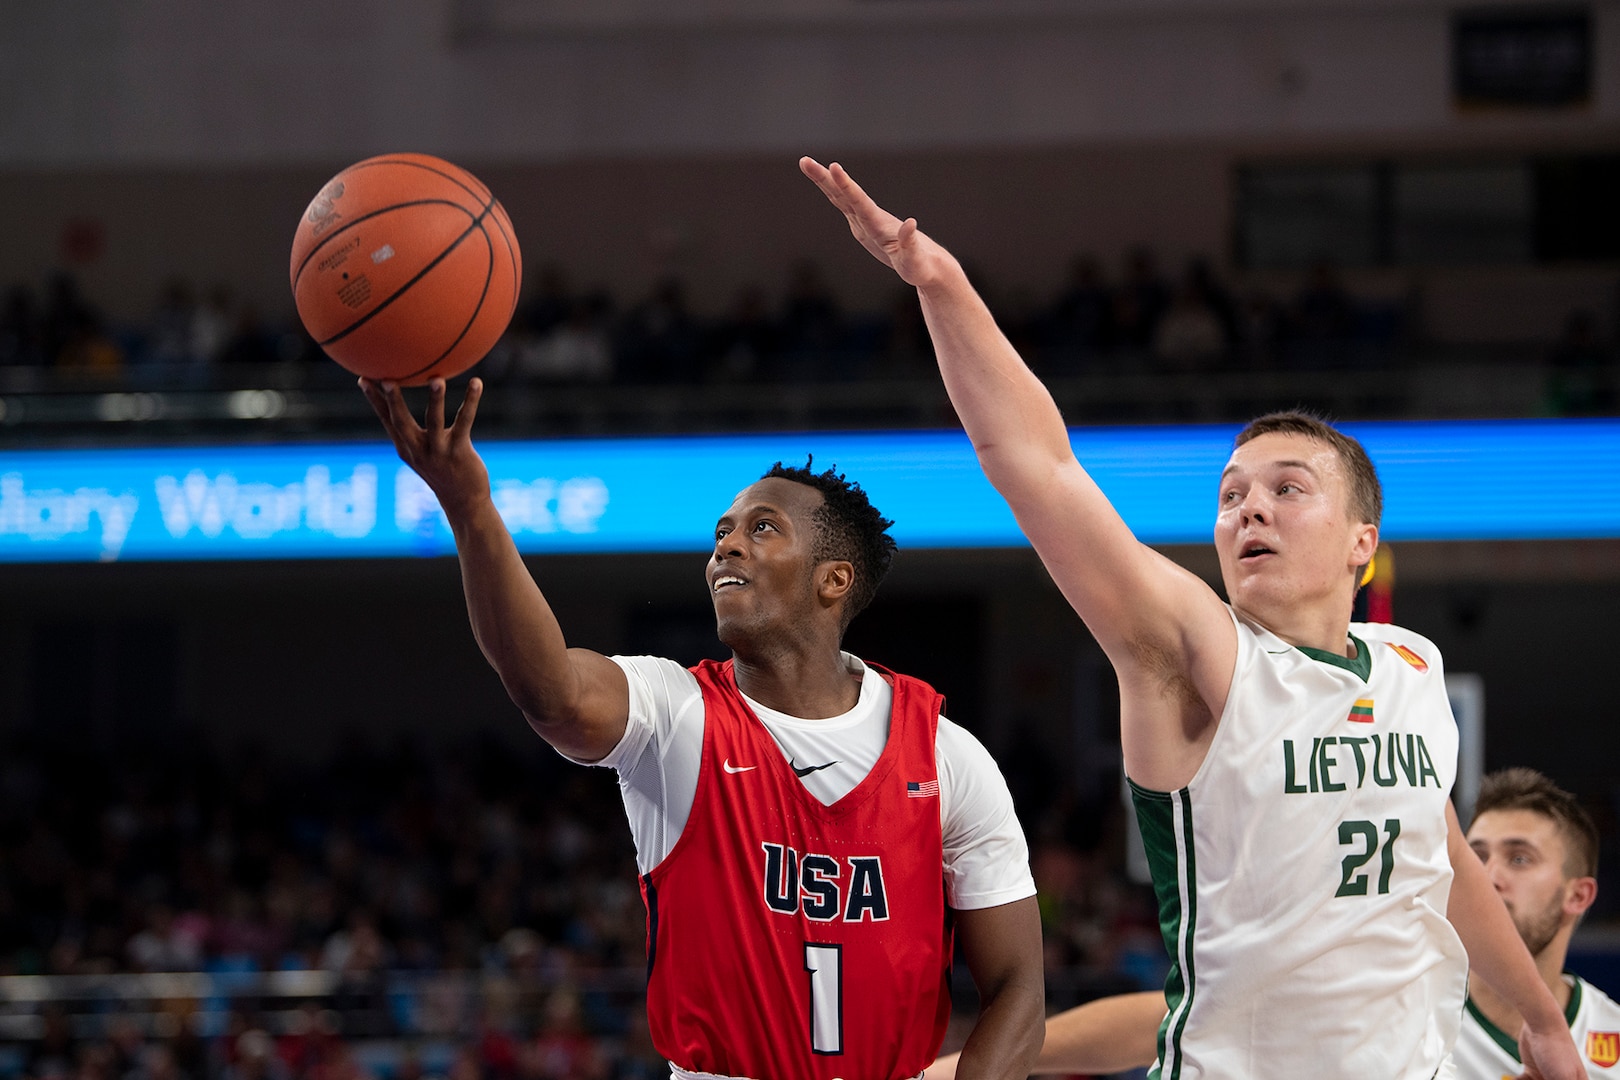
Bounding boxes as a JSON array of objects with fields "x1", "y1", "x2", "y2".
[
  {"x1": 377, "y1": 380, "x2": 427, "y2": 442},
  {"x1": 426, "y1": 378, "x2": 447, "y2": 432},
  {"x1": 828, "y1": 162, "x2": 904, "y2": 235},
  {"x1": 827, "y1": 161, "x2": 876, "y2": 210},
  {"x1": 805, "y1": 159, "x2": 869, "y2": 226},
  {"x1": 800, "y1": 156, "x2": 841, "y2": 204},
  {"x1": 898, "y1": 217, "x2": 919, "y2": 247},
  {"x1": 359, "y1": 378, "x2": 415, "y2": 459},
  {"x1": 450, "y1": 377, "x2": 483, "y2": 442},
  {"x1": 358, "y1": 377, "x2": 391, "y2": 425}
]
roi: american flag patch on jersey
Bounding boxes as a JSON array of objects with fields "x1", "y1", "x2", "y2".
[{"x1": 907, "y1": 780, "x2": 939, "y2": 798}]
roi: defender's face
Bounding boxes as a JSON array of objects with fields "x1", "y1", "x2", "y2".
[
  {"x1": 708, "y1": 477, "x2": 824, "y2": 648},
  {"x1": 1213, "y1": 432, "x2": 1375, "y2": 622},
  {"x1": 1468, "y1": 808, "x2": 1577, "y2": 958}
]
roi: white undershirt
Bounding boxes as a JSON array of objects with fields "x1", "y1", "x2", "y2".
[{"x1": 576, "y1": 652, "x2": 1036, "y2": 912}]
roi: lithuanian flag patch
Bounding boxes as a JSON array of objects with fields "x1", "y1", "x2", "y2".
[
  {"x1": 1387, "y1": 643, "x2": 1430, "y2": 673},
  {"x1": 1347, "y1": 698, "x2": 1375, "y2": 724}
]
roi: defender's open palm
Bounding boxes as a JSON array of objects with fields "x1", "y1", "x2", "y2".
[
  {"x1": 799, "y1": 157, "x2": 957, "y2": 290},
  {"x1": 360, "y1": 376, "x2": 490, "y2": 521}
]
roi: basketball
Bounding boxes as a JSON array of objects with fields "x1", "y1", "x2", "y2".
[{"x1": 289, "y1": 153, "x2": 522, "y2": 385}]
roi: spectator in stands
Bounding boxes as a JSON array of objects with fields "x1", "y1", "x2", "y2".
[
  {"x1": 40, "y1": 272, "x2": 98, "y2": 367},
  {"x1": 22, "y1": 1003, "x2": 77, "y2": 1080},
  {"x1": 1110, "y1": 248, "x2": 1170, "y2": 353},
  {"x1": 1, "y1": 283, "x2": 46, "y2": 366},
  {"x1": 777, "y1": 259, "x2": 843, "y2": 378},
  {"x1": 1152, "y1": 265, "x2": 1230, "y2": 369},
  {"x1": 1233, "y1": 288, "x2": 1283, "y2": 369},
  {"x1": 54, "y1": 309, "x2": 124, "y2": 374},
  {"x1": 872, "y1": 285, "x2": 933, "y2": 378},
  {"x1": 189, "y1": 286, "x2": 236, "y2": 368},
  {"x1": 1288, "y1": 259, "x2": 1356, "y2": 366},
  {"x1": 617, "y1": 277, "x2": 701, "y2": 383},
  {"x1": 514, "y1": 295, "x2": 616, "y2": 383},
  {"x1": 525, "y1": 991, "x2": 604, "y2": 1080},
  {"x1": 127, "y1": 902, "x2": 205, "y2": 972},
  {"x1": 148, "y1": 281, "x2": 200, "y2": 366},
  {"x1": 218, "y1": 306, "x2": 280, "y2": 367},
  {"x1": 1544, "y1": 308, "x2": 1614, "y2": 416},
  {"x1": 706, "y1": 285, "x2": 777, "y2": 381},
  {"x1": 520, "y1": 266, "x2": 574, "y2": 341},
  {"x1": 1043, "y1": 255, "x2": 1113, "y2": 370}
]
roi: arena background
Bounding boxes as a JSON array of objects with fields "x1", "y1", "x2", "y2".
[{"x1": 0, "y1": 2, "x2": 1618, "y2": 1079}]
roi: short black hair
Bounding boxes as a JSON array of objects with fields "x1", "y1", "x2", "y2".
[{"x1": 764, "y1": 458, "x2": 896, "y2": 628}]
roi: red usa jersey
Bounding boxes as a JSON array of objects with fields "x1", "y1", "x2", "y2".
[{"x1": 640, "y1": 658, "x2": 953, "y2": 1080}]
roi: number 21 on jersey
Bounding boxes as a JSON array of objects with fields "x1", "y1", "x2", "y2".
[{"x1": 1336, "y1": 818, "x2": 1401, "y2": 897}]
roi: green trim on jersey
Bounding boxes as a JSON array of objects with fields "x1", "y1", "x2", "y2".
[
  {"x1": 1131, "y1": 779, "x2": 1197, "y2": 1080},
  {"x1": 1297, "y1": 631, "x2": 1373, "y2": 681},
  {"x1": 1464, "y1": 997, "x2": 1521, "y2": 1062},
  {"x1": 1463, "y1": 976, "x2": 1585, "y2": 1065}
]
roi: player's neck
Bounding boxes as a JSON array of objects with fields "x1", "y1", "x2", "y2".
[
  {"x1": 1468, "y1": 946, "x2": 1572, "y2": 1036},
  {"x1": 732, "y1": 648, "x2": 860, "y2": 719},
  {"x1": 1238, "y1": 601, "x2": 1355, "y2": 656}
]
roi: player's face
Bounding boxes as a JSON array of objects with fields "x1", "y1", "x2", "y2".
[
  {"x1": 1468, "y1": 809, "x2": 1578, "y2": 958},
  {"x1": 1213, "y1": 432, "x2": 1376, "y2": 625},
  {"x1": 708, "y1": 477, "x2": 825, "y2": 649}
]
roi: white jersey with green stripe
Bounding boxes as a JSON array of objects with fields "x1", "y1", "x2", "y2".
[
  {"x1": 1454, "y1": 977, "x2": 1620, "y2": 1079},
  {"x1": 1130, "y1": 609, "x2": 1469, "y2": 1079}
]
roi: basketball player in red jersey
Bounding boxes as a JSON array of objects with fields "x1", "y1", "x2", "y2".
[{"x1": 361, "y1": 376, "x2": 1044, "y2": 1080}]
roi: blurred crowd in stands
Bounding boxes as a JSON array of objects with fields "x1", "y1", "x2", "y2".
[
  {"x1": 0, "y1": 733, "x2": 1157, "y2": 1080},
  {"x1": 2, "y1": 254, "x2": 1613, "y2": 414}
]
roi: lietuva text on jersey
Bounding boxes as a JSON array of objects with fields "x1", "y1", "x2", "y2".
[{"x1": 1282, "y1": 733, "x2": 1443, "y2": 794}]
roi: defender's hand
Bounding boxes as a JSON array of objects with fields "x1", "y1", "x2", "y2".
[
  {"x1": 799, "y1": 157, "x2": 960, "y2": 291},
  {"x1": 1518, "y1": 1021, "x2": 1584, "y2": 1080},
  {"x1": 360, "y1": 376, "x2": 491, "y2": 521}
]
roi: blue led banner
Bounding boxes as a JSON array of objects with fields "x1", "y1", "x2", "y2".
[{"x1": 1, "y1": 419, "x2": 1617, "y2": 562}]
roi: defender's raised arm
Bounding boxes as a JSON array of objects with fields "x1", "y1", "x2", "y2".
[
  {"x1": 800, "y1": 157, "x2": 1234, "y2": 789},
  {"x1": 361, "y1": 377, "x2": 629, "y2": 761}
]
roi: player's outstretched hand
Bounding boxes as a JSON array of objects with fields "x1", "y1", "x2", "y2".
[
  {"x1": 1518, "y1": 1022, "x2": 1585, "y2": 1080},
  {"x1": 360, "y1": 376, "x2": 491, "y2": 520},
  {"x1": 799, "y1": 157, "x2": 959, "y2": 291}
]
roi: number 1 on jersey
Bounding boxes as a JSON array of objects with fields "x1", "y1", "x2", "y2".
[{"x1": 804, "y1": 943, "x2": 843, "y2": 1054}]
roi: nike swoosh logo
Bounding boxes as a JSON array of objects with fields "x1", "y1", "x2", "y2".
[
  {"x1": 791, "y1": 759, "x2": 840, "y2": 778},
  {"x1": 722, "y1": 760, "x2": 757, "y2": 774}
]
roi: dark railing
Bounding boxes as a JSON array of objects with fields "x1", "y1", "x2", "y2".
[{"x1": 0, "y1": 345, "x2": 1589, "y2": 446}]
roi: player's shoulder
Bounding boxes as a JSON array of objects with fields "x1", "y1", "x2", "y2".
[
  {"x1": 609, "y1": 654, "x2": 702, "y2": 701},
  {"x1": 1576, "y1": 975, "x2": 1620, "y2": 1019},
  {"x1": 934, "y1": 716, "x2": 1012, "y2": 783},
  {"x1": 1353, "y1": 621, "x2": 1444, "y2": 668}
]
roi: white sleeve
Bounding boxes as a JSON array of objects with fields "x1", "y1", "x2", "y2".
[
  {"x1": 569, "y1": 655, "x2": 705, "y2": 875},
  {"x1": 936, "y1": 717, "x2": 1037, "y2": 911}
]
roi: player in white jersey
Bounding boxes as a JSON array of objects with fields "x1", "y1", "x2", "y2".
[
  {"x1": 801, "y1": 157, "x2": 1582, "y2": 1080},
  {"x1": 1458, "y1": 769, "x2": 1620, "y2": 1079},
  {"x1": 927, "y1": 768, "x2": 1620, "y2": 1080}
]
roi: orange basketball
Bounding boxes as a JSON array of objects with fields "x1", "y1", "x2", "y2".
[{"x1": 289, "y1": 153, "x2": 521, "y2": 385}]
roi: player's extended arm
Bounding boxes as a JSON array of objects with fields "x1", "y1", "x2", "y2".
[
  {"x1": 1443, "y1": 802, "x2": 1583, "y2": 1080},
  {"x1": 361, "y1": 377, "x2": 629, "y2": 760},
  {"x1": 950, "y1": 897, "x2": 1045, "y2": 1080},
  {"x1": 800, "y1": 158, "x2": 1235, "y2": 788},
  {"x1": 925, "y1": 991, "x2": 1165, "y2": 1080}
]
